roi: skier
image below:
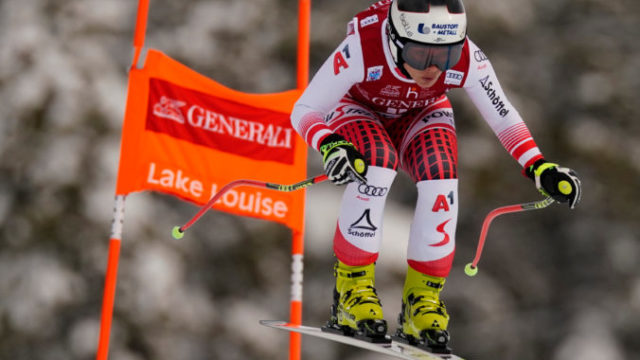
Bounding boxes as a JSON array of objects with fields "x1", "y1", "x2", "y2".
[{"x1": 290, "y1": 0, "x2": 581, "y2": 352}]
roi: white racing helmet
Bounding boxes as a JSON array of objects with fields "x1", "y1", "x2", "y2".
[{"x1": 387, "y1": 0, "x2": 467, "y2": 73}]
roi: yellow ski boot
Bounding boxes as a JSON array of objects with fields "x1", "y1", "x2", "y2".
[
  {"x1": 394, "y1": 266, "x2": 451, "y2": 353},
  {"x1": 322, "y1": 261, "x2": 389, "y2": 342}
]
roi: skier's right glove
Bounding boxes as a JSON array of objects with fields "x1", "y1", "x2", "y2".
[
  {"x1": 525, "y1": 159, "x2": 582, "y2": 209},
  {"x1": 319, "y1": 133, "x2": 367, "y2": 185}
]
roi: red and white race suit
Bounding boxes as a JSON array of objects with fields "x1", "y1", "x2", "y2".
[{"x1": 291, "y1": 1, "x2": 542, "y2": 277}]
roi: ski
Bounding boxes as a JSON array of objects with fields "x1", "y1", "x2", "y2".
[{"x1": 260, "y1": 320, "x2": 466, "y2": 360}]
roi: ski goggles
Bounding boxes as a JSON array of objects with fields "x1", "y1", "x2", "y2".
[{"x1": 400, "y1": 40, "x2": 464, "y2": 71}]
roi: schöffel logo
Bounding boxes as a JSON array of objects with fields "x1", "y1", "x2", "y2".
[
  {"x1": 146, "y1": 78, "x2": 295, "y2": 164},
  {"x1": 348, "y1": 209, "x2": 377, "y2": 238},
  {"x1": 478, "y1": 75, "x2": 510, "y2": 117}
]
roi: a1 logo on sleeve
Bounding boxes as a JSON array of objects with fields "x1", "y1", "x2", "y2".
[{"x1": 333, "y1": 44, "x2": 351, "y2": 75}]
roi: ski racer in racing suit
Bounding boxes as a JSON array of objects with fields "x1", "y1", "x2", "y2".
[{"x1": 290, "y1": 0, "x2": 582, "y2": 352}]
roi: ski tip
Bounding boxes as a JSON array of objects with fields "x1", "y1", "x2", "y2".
[{"x1": 259, "y1": 320, "x2": 288, "y2": 327}]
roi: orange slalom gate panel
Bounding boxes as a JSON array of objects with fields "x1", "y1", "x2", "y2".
[{"x1": 116, "y1": 49, "x2": 307, "y2": 232}]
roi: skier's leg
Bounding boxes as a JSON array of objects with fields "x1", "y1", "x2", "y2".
[
  {"x1": 326, "y1": 99, "x2": 399, "y2": 265},
  {"x1": 395, "y1": 104, "x2": 458, "y2": 352},
  {"x1": 321, "y1": 100, "x2": 398, "y2": 339}
]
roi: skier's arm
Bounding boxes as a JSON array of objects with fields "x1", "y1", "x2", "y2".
[
  {"x1": 462, "y1": 39, "x2": 543, "y2": 168},
  {"x1": 291, "y1": 24, "x2": 368, "y2": 185},
  {"x1": 463, "y1": 39, "x2": 581, "y2": 208},
  {"x1": 290, "y1": 27, "x2": 365, "y2": 151}
]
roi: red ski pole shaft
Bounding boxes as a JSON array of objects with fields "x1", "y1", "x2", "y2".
[
  {"x1": 172, "y1": 174, "x2": 329, "y2": 239},
  {"x1": 465, "y1": 197, "x2": 554, "y2": 276}
]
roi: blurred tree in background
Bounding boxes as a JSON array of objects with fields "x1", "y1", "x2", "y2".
[{"x1": 0, "y1": 0, "x2": 638, "y2": 359}]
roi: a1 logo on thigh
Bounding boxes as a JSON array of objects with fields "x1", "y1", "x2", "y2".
[{"x1": 432, "y1": 191, "x2": 455, "y2": 212}]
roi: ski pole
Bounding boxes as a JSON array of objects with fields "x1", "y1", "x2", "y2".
[
  {"x1": 171, "y1": 174, "x2": 329, "y2": 239},
  {"x1": 464, "y1": 197, "x2": 555, "y2": 277}
]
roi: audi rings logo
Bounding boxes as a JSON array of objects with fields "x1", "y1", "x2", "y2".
[
  {"x1": 474, "y1": 49, "x2": 488, "y2": 62},
  {"x1": 358, "y1": 184, "x2": 388, "y2": 197}
]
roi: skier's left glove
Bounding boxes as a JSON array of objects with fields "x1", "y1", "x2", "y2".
[
  {"x1": 319, "y1": 133, "x2": 368, "y2": 185},
  {"x1": 525, "y1": 159, "x2": 582, "y2": 209}
]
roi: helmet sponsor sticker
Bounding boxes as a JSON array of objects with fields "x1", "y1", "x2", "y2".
[
  {"x1": 399, "y1": 13, "x2": 414, "y2": 37},
  {"x1": 430, "y1": 23, "x2": 460, "y2": 36},
  {"x1": 417, "y1": 24, "x2": 431, "y2": 34}
]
